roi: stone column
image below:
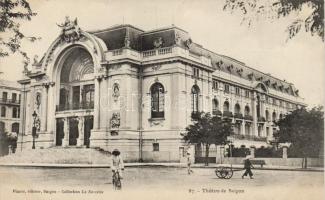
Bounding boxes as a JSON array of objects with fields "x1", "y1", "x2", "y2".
[
  {"x1": 77, "y1": 116, "x2": 84, "y2": 146},
  {"x1": 216, "y1": 145, "x2": 225, "y2": 164},
  {"x1": 241, "y1": 121, "x2": 245, "y2": 135},
  {"x1": 282, "y1": 146, "x2": 288, "y2": 159},
  {"x1": 94, "y1": 77, "x2": 101, "y2": 130},
  {"x1": 250, "y1": 146, "x2": 255, "y2": 158},
  {"x1": 252, "y1": 92, "x2": 258, "y2": 136},
  {"x1": 263, "y1": 124, "x2": 267, "y2": 137},
  {"x1": 40, "y1": 85, "x2": 49, "y2": 132},
  {"x1": 270, "y1": 125, "x2": 274, "y2": 139},
  {"x1": 47, "y1": 83, "x2": 55, "y2": 137},
  {"x1": 100, "y1": 77, "x2": 108, "y2": 130},
  {"x1": 62, "y1": 118, "x2": 69, "y2": 147}
]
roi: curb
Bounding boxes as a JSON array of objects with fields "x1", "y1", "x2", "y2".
[{"x1": 0, "y1": 163, "x2": 323, "y2": 172}]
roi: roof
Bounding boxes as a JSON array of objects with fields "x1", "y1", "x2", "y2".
[
  {"x1": 0, "y1": 79, "x2": 21, "y2": 90},
  {"x1": 89, "y1": 24, "x2": 300, "y2": 97}
]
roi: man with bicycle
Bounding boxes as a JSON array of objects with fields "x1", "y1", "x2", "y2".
[{"x1": 110, "y1": 149, "x2": 125, "y2": 179}]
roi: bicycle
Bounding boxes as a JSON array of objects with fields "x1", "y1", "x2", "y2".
[{"x1": 112, "y1": 170, "x2": 122, "y2": 190}]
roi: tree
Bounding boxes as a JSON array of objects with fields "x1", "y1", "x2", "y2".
[
  {"x1": 0, "y1": 0, "x2": 38, "y2": 67},
  {"x1": 274, "y1": 106, "x2": 324, "y2": 168},
  {"x1": 183, "y1": 112, "x2": 233, "y2": 166},
  {"x1": 223, "y1": 0, "x2": 324, "y2": 41}
]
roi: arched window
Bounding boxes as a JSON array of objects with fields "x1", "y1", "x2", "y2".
[
  {"x1": 1, "y1": 107, "x2": 6, "y2": 117},
  {"x1": 212, "y1": 99, "x2": 219, "y2": 111},
  {"x1": 151, "y1": 82, "x2": 165, "y2": 118},
  {"x1": 272, "y1": 111, "x2": 277, "y2": 122},
  {"x1": 265, "y1": 110, "x2": 270, "y2": 121},
  {"x1": 244, "y1": 106, "x2": 250, "y2": 116},
  {"x1": 223, "y1": 101, "x2": 230, "y2": 112},
  {"x1": 191, "y1": 85, "x2": 200, "y2": 113},
  {"x1": 279, "y1": 113, "x2": 283, "y2": 119},
  {"x1": 234, "y1": 103, "x2": 241, "y2": 114},
  {"x1": 11, "y1": 123, "x2": 19, "y2": 133}
]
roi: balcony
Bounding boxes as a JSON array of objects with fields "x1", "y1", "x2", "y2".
[
  {"x1": 0, "y1": 98, "x2": 20, "y2": 105},
  {"x1": 234, "y1": 113, "x2": 243, "y2": 119},
  {"x1": 56, "y1": 101, "x2": 94, "y2": 112},
  {"x1": 258, "y1": 116, "x2": 266, "y2": 123},
  {"x1": 212, "y1": 109, "x2": 222, "y2": 116},
  {"x1": 244, "y1": 115, "x2": 253, "y2": 121},
  {"x1": 223, "y1": 111, "x2": 233, "y2": 118},
  {"x1": 232, "y1": 134, "x2": 267, "y2": 142},
  {"x1": 105, "y1": 46, "x2": 213, "y2": 68}
]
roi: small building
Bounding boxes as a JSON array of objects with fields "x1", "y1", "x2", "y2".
[
  {"x1": 17, "y1": 19, "x2": 306, "y2": 162},
  {"x1": 0, "y1": 79, "x2": 21, "y2": 135}
]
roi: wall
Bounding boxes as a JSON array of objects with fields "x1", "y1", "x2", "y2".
[{"x1": 220, "y1": 157, "x2": 324, "y2": 167}]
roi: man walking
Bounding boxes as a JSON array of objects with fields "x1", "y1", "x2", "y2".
[
  {"x1": 242, "y1": 155, "x2": 254, "y2": 179},
  {"x1": 187, "y1": 152, "x2": 194, "y2": 174}
]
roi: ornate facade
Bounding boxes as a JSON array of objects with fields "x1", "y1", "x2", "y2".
[{"x1": 17, "y1": 20, "x2": 306, "y2": 162}]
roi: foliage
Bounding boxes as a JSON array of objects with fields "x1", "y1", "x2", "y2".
[
  {"x1": 255, "y1": 146, "x2": 282, "y2": 158},
  {"x1": 274, "y1": 106, "x2": 324, "y2": 159},
  {"x1": 0, "y1": 0, "x2": 38, "y2": 67},
  {"x1": 183, "y1": 112, "x2": 233, "y2": 165},
  {"x1": 223, "y1": 0, "x2": 324, "y2": 40},
  {"x1": 227, "y1": 145, "x2": 249, "y2": 157},
  {"x1": 0, "y1": 131, "x2": 17, "y2": 156}
]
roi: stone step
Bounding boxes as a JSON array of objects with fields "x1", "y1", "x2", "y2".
[{"x1": 0, "y1": 147, "x2": 111, "y2": 164}]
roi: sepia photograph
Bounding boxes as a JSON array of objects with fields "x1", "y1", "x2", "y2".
[{"x1": 0, "y1": 0, "x2": 324, "y2": 199}]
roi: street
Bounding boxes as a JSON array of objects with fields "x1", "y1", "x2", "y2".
[{"x1": 0, "y1": 166, "x2": 324, "y2": 200}]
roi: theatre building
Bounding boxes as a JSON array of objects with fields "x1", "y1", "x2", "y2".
[{"x1": 17, "y1": 19, "x2": 306, "y2": 162}]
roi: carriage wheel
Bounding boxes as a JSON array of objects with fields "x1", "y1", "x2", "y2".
[
  {"x1": 215, "y1": 167, "x2": 225, "y2": 179},
  {"x1": 223, "y1": 167, "x2": 233, "y2": 179}
]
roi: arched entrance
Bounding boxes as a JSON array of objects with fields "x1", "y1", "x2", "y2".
[{"x1": 55, "y1": 47, "x2": 95, "y2": 147}]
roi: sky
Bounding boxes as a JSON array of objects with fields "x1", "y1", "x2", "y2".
[{"x1": 0, "y1": 0, "x2": 324, "y2": 107}]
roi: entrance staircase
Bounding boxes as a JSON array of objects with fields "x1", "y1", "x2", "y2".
[{"x1": 0, "y1": 147, "x2": 111, "y2": 165}]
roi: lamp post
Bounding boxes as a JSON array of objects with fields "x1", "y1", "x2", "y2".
[{"x1": 32, "y1": 111, "x2": 37, "y2": 149}]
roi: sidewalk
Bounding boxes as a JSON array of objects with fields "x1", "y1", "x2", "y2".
[{"x1": 0, "y1": 162, "x2": 323, "y2": 172}]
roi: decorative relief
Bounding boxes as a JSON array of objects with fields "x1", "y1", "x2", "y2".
[
  {"x1": 184, "y1": 38, "x2": 192, "y2": 49},
  {"x1": 152, "y1": 65, "x2": 162, "y2": 71},
  {"x1": 35, "y1": 92, "x2": 41, "y2": 110},
  {"x1": 175, "y1": 33, "x2": 181, "y2": 45},
  {"x1": 124, "y1": 36, "x2": 130, "y2": 48},
  {"x1": 57, "y1": 16, "x2": 81, "y2": 43},
  {"x1": 153, "y1": 37, "x2": 163, "y2": 48},
  {"x1": 112, "y1": 82, "x2": 120, "y2": 102},
  {"x1": 149, "y1": 119, "x2": 164, "y2": 127},
  {"x1": 110, "y1": 112, "x2": 121, "y2": 129}
]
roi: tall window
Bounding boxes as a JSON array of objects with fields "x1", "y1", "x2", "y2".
[
  {"x1": 12, "y1": 107, "x2": 18, "y2": 118},
  {"x1": 212, "y1": 99, "x2": 219, "y2": 111},
  {"x1": 192, "y1": 67, "x2": 200, "y2": 78},
  {"x1": 265, "y1": 110, "x2": 270, "y2": 121},
  {"x1": 245, "y1": 90, "x2": 250, "y2": 98},
  {"x1": 191, "y1": 85, "x2": 200, "y2": 113},
  {"x1": 244, "y1": 106, "x2": 250, "y2": 116},
  {"x1": 224, "y1": 84, "x2": 230, "y2": 93},
  {"x1": 212, "y1": 80, "x2": 218, "y2": 90},
  {"x1": 2, "y1": 92, "x2": 7, "y2": 102},
  {"x1": 272, "y1": 112, "x2": 277, "y2": 122},
  {"x1": 234, "y1": 103, "x2": 241, "y2": 114},
  {"x1": 82, "y1": 84, "x2": 95, "y2": 109},
  {"x1": 223, "y1": 101, "x2": 230, "y2": 112},
  {"x1": 12, "y1": 93, "x2": 17, "y2": 103},
  {"x1": 1, "y1": 107, "x2": 6, "y2": 117},
  {"x1": 11, "y1": 123, "x2": 19, "y2": 133},
  {"x1": 235, "y1": 87, "x2": 240, "y2": 95},
  {"x1": 151, "y1": 83, "x2": 165, "y2": 118}
]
